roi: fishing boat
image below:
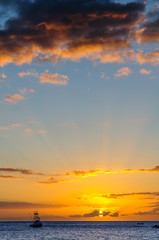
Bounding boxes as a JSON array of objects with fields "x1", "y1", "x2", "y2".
[
  {"x1": 30, "y1": 211, "x2": 42, "y2": 228},
  {"x1": 152, "y1": 225, "x2": 159, "y2": 228}
]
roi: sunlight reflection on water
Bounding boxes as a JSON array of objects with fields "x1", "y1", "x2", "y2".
[{"x1": 0, "y1": 221, "x2": 159, "y2": 240}]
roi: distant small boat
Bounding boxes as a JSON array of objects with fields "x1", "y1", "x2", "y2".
[
  {"x1": 137, "y1": 222, "x2": 144, "y2": 225},
  {"x1": 30, "y1": 211, "x2": 42, "y2": 228},
  {"x1": 152, "y1": 225, "x2": 159, "y2": 229}
]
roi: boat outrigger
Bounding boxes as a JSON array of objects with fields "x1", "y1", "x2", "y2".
[{"x1": 30, "y1": 211, "x2": 42, "y2": 228}]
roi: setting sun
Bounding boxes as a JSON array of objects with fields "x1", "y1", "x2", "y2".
[{"x1": 99, "y1": 211, "x2": 103, "y2": 218}]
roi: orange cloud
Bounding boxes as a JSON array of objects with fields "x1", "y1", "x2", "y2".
[
  {"x1": 18, "y1": 88, "x2": 35, "y2": 95},
  {"x1": 4, "y1": 94, "x2": 24, "y2": 104},
  {"x1": 65, "y1": 169, "x2": 116, "y2": 178},
  {"x1": 40, "y1": 71, "x2": 69, "y2": 85},
  {"x1": 18, "y1": 71, "x2": 38, "y2": 78},
  {"x1": 140, "y1": 68, "x2": 151, "y2": 75},
  {"x1": 54, "y1": 47, "x2": 125, "y2": 64},
  {"x1": 0, "y1": 47, "x2": 38, "y2": 67},
  {"x1": 30, "y1": 89, "x2": 35, "y2": 93},
  {"x1": 1, "y1": 73, "x2": 7, "y2": 78},
  {"x1": 136, "y1": 50, "x2": 159, "y2": 64},
  {"x1": 114, "y1": 67, "x2": 131, "y2": 77},
  {"x1": 0, "y1": 123, "x2": 23, "y2": 131},
  {"x1": 39, "y1": 176, "x2": 74, "y2": 185},
  {"x1": 0, "y1": 126, "x2": 9, "y2": 131},
  {"x1": 11, "y1": 123, "x2": 22, "y2": 128}
]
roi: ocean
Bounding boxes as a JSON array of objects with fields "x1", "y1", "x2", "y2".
[{"x1": 0, "y1": 221, "x2": 159, "y2": 240}]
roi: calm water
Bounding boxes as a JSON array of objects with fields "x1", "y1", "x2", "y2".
[{"x1": 0, "y1": 221, "x2": 159, "y2": 240}]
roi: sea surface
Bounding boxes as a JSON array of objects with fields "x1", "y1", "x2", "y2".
[{"x1": 0, "y1": 221, "x2": 159, "y2": 240}]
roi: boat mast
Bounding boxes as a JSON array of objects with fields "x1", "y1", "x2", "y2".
[{"x1": 33, "y1": 211, "x2": 40, "y2": 221}]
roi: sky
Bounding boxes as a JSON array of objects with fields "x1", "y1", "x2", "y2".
[{"x1": 0, "y1": 0, "x2": 159, "y2": 221}]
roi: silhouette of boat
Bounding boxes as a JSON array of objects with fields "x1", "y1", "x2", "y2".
[
  {"x1": 30, "y1": 211, "x2": 42, "y2": 228},
  {"x1": 152, "y1": 224, "x2": 159, "y2": 228},
  {"x1": 137, "y1": 222, "x2": 144, "y2": 225}
]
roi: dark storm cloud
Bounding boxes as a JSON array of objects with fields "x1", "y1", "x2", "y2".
[
  {"x1": 0, "y1": 0, "x2": 145, "y2": 66},
  {"x1": 139, "y1": 5, "x2": 159, "y2": 43}
]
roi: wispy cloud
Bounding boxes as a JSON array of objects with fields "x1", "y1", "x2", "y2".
[
  {"x1": 40, "y1": 71, "x2": 69, "y2": 85},
  {"x1": 25, "y1": 128, "x2": 46, "y2": 135},
  {"x1": 135, "y1": 207, "x2": 159, "y2": 216},
  {"x1": 0, "y1": 167, "x2": 44, "y2": 176},
  {"x1": 49, "y1": 165, "x2": 159, "y2": 180},
  {"x1": 101, "y1": 72, "x2": 110, "y2": 80},
  {"x1": 39, "y1": 176, "x2": 74, "y2": 185},
  {"x1": 0, "y1": 175, "x2": 22, "y2": 179},
  {"x1": 4, "y1": 94, "x2": 24, "y2": 104},
  {"x1": 11, "y1": 123, "x2": 23, "y2": 128},
  {"x1": 3, "y1": 88, "x2": 35, "y2": 104},
  {"x1": 0, "y1": 126, "x2": 9, "y2": 131},
  {"x1": 102, "y1": 192, "x2": 159, "y2": 199},
  {"x1": 29, "y1": 89, "x2": 35, "y2": 93},
  {"x1": 65, "y1": 169, "x2": 116, "y2": 178},
  {"x1": 0, "y1": 123, "x2": 23, "y2": 131},
  {"x1": 18, "y1": 88, "x2": 35, "y2": 95},
  {"x1": 18, "y1": 88, "x2": 27, "y2": 94},
  {"x1": 0, "y1": 123, "x2": 46, "y2": 137},
  {"x1": 140, "y1": 68, "x2": 151, "y2": 75},
  {"x1": 122, "y1": 165, "x2": 159, "y2": 173},
  {"x1": 114, "y1": 67, "x2": 131, "y2": 78},
  {"x1": 18, "y1": 70, "x2": 38, "y2": 78},
  {"x1": 0, "y1": 202, "x2": 66, "y2": 209},
  {"x1": 18, "y1": 69, "x2": 69, "y2": 86}
]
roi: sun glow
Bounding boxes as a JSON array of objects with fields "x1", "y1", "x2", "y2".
[{"x1": 99, "y1": 210, "x2": 103, "y2": 217}]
